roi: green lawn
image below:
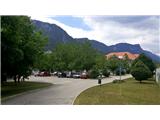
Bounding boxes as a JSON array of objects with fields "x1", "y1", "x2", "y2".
[
  {"x1": 1, "y1": 81, "x2": 52, "y2": 100},
  {"x1": 74, "y1": 78, "x2": 160, "y2": 105}
]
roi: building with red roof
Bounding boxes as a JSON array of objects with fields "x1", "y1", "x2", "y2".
[{"x1": 106, "y1": 52, "x2": 139, "y2": 60}]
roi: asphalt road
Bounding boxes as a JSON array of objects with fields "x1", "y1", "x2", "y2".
[{"x1": 2, "y1": 74, "x2": 132, "y2": 105}]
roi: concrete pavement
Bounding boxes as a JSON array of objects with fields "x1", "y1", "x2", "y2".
[{"x1": 2, "y1": 74, "x2": 132, "y2": 105}]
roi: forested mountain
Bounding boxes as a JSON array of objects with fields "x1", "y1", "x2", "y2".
[{"x1": 33, "y1": 20, "x2": 160, "y2": 62}]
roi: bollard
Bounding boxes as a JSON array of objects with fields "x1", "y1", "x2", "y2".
[{"x1": 98, "y1": 78, "x2": 101, "y2": 85}]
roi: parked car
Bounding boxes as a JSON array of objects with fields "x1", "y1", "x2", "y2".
[
  {"x1": 35, "y1": 72, "x2": 43, "y2": 77},
  {"x1": 57, "y1": 72, "x2": 66, "y2": 78},
  {"x1": 44, "y1": 71, "x2": 51, "y2": 76},
  {"x1": 32, "y1": 70, "x2": 39, "y2": 76},
  {"x1": 35, "y1": 71, "x2": 51, "y2": 77},
  {"x1": 80, "y1": 72, "x2": 88, "y2": 79},
  {"x1": 66, "y1": 71, "x2": 72, "y2": 78},
  {"x1": 72, "y1": 72, "x2": 81, "y2": 78},
  {"x1": 52, "y1": 71, "x2": 58, "y2": 76}
]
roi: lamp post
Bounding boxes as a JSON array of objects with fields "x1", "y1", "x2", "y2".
[
  {"x1": 117, "y1": 56, "x2": 122, "y2": 81},
  {"x1": 119, "y1": 66, "x2": 121, "y2": 81},
  {"x1": 119, "y1": 60, "x2": 122, "y2": 96}
]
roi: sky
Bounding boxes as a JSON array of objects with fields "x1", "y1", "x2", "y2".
[{"x1": 31, "y1": 15, "x2": 160, "y2": 56}]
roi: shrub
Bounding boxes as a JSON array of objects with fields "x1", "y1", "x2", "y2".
[
  {"x1": 112, "y1": 79, "x2": 125, "y2": 83},
  {"x1": 125, "y1": 67, "x2": 131, "y2": 74},
  {"x1": 131, "y1": 60, "x2": 152, "y2": 83},
  {"x1": 102, "y1": 69, "x2": 110, "y2": 77},
  {"x1": 115, "y1": 68, "x2": 126, "y2": 75},
  {"x1": 132, "y1": 54, "x2": 156, "y2": 74},
  {"x1": 89, "y1": 67, "x2": 99, "y2": 79}
]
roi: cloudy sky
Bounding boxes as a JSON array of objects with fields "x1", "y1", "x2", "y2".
[{"x1": 31, "y1": 15, "x2": 160, "y2": 56}]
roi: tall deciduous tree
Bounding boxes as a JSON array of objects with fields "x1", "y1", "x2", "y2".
[
  {"x1": 50, "y1": 42, "x2": 99, "y2": 72},
  {"x1": 1, "y1": 16, "x2": 47, "y2": 83},
  {"x1": 34, "y1": 52, "x2": 52, "y2": 72},
  {"x1": 106, "y1": 57, "x2": 120, "y2": 74}
]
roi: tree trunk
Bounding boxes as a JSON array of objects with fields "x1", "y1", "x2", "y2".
[
  {"x1": 2, "y1": 73, "x2": 7, "y2": 84},
  {"x1": 140, "y1": 80, "x2": 142, "y2": 83},
  {"x1": 22, "y1": 76, "x2": 25, "y2": 82},
  {"x1": 17, "y1": 75, "x2": 21, "y2": 83},
  {"x1": 14, "y1": 76, "x2": 17, "y2": 83}
]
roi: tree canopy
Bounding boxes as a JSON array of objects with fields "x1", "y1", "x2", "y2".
[
  {"x1": 132, "y1": 53, "x2": 156, "y2": 74},
  {"x1": 131, "y1": 60, "x2": 152, "y2": 83},
  {"x1": 1, "y1": 16, "x2": 47, "y2": 83},
  {"x1": 50, "y1": 42, "x2": 99, "y2": 72}
]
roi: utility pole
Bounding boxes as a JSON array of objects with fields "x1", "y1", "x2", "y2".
[
  {"x1": 119, "y1": 61, "x2": 122, "y2": 96},
  {"x1": 119, "y1": 61, "x2": 122, "y2": 80},
  {"x1": 119, "y1": 64, "x2": 122, "y2": 81}
]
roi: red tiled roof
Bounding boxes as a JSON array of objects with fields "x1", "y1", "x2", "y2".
[{"x1": 106, "y1": 52, "x2": 139, "y2": 60}]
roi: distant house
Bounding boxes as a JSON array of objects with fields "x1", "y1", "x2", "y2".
[{"x1": 106, "y1": 52, "x2": 139, "y2": 60}]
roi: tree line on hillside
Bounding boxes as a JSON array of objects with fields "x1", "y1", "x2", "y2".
[{"x1": 1, "y1": 16, "x2": 157, "y2": 84}]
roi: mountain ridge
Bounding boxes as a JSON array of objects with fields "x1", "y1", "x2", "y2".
[{"x1": 32, "y1": 20, "x2": 160, "y2": 62}]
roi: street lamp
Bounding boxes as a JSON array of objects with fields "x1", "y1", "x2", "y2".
[
  {"x1": 117, "y1": 56, "x2": 122, "y2": 81},
  {"x1": 119, "y1": 60, "x2": 122, "y2": 96},
  {"x1": 120, "y1": 66, "x2": 122, "y2": 81}
]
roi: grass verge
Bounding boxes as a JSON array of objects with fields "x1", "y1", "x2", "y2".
[
  {"x1": 1, "y1": 81, "x2": 52, "y2": 101},
  {"x1": 74, "y1": 78, "x2": 160, "y2": 105}
]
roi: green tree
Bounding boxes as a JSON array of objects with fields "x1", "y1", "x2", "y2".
[
  {"x1": 78, "y1": 42, "x2": 97, "y2": 71},
  {"x1": 89, "y1": 66, "x2": 99, "y2": 79},
  {"x1": 124, "y1": 53, "x2": 129, "y2": 60},
  {"x1": 51, "y1": 42, "x2": 99, "y2": 72},
  {"x1": 1, "y1": 16, "x2": 47, "y2": 83},
  {"x1": 106, "y1": 57, "x2": 120, "y2": 74},
  {"x1": 94, "y1": 55, "x2": 110, "y2": 77},
  {"x1": 34, "y1": 52, "x2": 52, "y2": 71},
  {"x1": 51, "y1": 43, "x2": 75, "y2": 71},
  {"x1": 131, "y1": 60, "x2": 152, "y2": 83},
  {"x1": 132, "y1": 54, "x2": 156, "y2": 74}
]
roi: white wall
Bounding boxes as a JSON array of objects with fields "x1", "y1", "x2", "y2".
[{"x1": 156, "y1": 68, "x2": 160, "y2": 84}]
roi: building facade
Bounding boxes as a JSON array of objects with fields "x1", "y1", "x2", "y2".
[{"x1": 106, "y1": 52, "x2": 139, "y2": 60}]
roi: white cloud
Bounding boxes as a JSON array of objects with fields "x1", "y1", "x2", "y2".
[
  {"x1": 81, "y1": 16, "x2": 160, "y2": 56},
  {"x1": 31, "y1": 15, "x2": 91, "y2": 38}
]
